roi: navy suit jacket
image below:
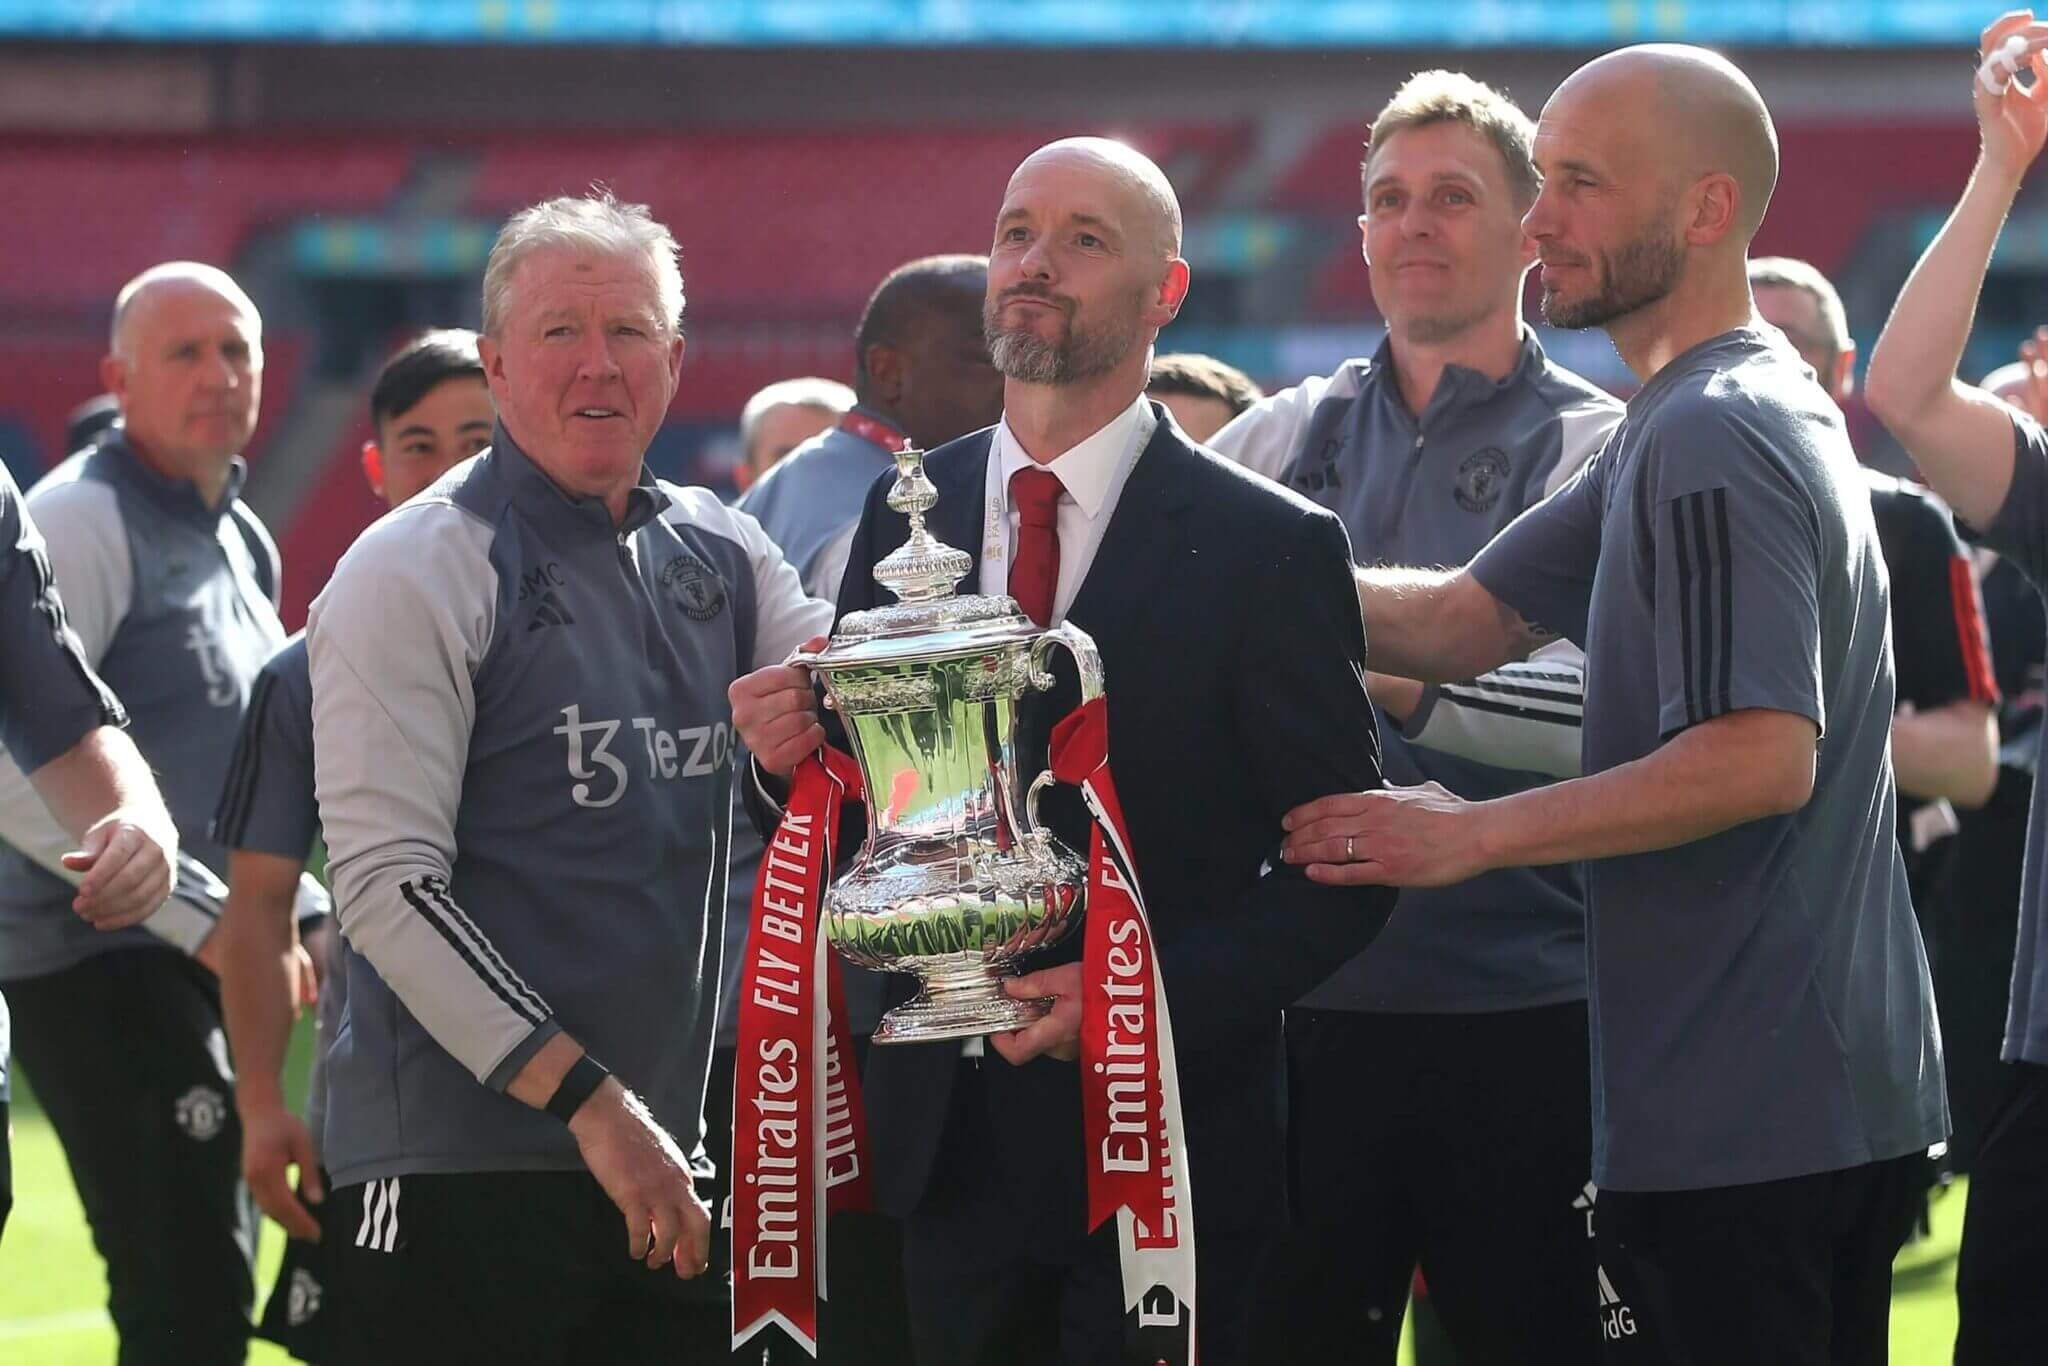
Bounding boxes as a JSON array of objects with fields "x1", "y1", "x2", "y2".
[{"x1": 785, "y1": 404, "x2": 1396, "y2": 1236}]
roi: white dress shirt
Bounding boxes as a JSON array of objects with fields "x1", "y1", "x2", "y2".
[{"x1": 978, "y1": 396, "x2": 1157, "y2": 622}]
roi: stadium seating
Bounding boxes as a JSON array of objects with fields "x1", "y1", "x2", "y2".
[
  {"x1": 0, "y1": 117, "x2": 1984, "y2": 623},
  {"x1": 465, "y1": 125, "x2": 1243, "y2": 321},
  {"x1": 0, "y1": 137, "x2": 411, "y2": 317}
]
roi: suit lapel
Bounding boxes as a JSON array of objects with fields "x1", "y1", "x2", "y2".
[
  {"x1": 925, "y1": 432, "x2": 991, "y2": 587},
  {"x1": 1066, "y1": 410, "x2": 1197, "y2": 646}
]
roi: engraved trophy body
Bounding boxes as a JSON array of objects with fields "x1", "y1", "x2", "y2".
[{"x1": 794, "y1": 445, "x2": 1101, "y2": 1044}]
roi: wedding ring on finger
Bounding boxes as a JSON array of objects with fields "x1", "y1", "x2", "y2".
[{"x1": 1345, "y1": 836, "x2": 1356, "y2": 863}]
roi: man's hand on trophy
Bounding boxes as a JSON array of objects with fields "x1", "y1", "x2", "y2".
[
  {"x1": 1280, "y1": 783, "x2": 1498, "y2": 888},
  {"x1": 729, "y1": 635, "x2": 830, "y2": 778},
  {"x1": 991, "y1": 963, "x2": 1084, "y2": 1065}
]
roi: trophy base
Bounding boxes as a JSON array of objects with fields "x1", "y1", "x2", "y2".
[{"x1": 871, "y1": 962, "x2": 1051, "y2": 1044}]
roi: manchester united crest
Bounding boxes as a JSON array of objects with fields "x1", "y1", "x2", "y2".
[
  {"x1": 660, "y1": 552, "x2": 727, "y2": 622},
  {"x1": 1454, "y1": 447, "x2": 1511, "y2": 513}
]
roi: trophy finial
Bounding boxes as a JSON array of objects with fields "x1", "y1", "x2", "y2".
[{"x1": 872, "y1": 444, "x2": 973, "y2": 603}]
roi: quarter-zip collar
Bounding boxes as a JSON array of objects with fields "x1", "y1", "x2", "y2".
[
  {"x1": 1367, "y1": 327, "x2": 1548, "y2": 437},
  {"x1": 488, "y1": 421, "x2": 670, "y2": 538},
  {"x1": 97, "y1": 426, "x2": 246, "y2": 528}
]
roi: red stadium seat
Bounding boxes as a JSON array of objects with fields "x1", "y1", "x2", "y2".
[
  {"x1": 466, "y1": 126, "x2": 1240, "y2": 322},
  {"x1": 0, "y1": 136, "x2": 411, "y2": 315}
]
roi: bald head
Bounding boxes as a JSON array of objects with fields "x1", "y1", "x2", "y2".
[
  {"x1": 1553, "y1": 44, "x2": 1778, "y2": 239},
  {"x1": 986, "y1": 137, "x2": 1192, "y2": 391},
  {"x1": 1009, "y1": 137, "x2": 1184, "y2": 261},
  {"x1": 101, "y1": 261, "x2": 264, "y2": 481},
  {"x1": 110, "y1": 262, "x2": 261, "y2": 357}
]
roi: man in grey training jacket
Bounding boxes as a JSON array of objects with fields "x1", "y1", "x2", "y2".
[
  {"x1": 0, "y1": 261, "x2": 320, "y2": 1362},
  {"x1": 1210, "y1": 71, "x2": 1620, "y2": 1364},
  {"x1": 308, "y1": 192, "x2": 831, "y2": 1364},
  {"x1": 1281, "y1": 48, "x2": 1943, "y2": 1365}
]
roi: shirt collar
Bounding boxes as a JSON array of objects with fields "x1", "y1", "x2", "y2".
[
  {"x1": 994, "y1": 393, "x2": 1148, "y2": 521},
  {"x1": 99, "y1": 426, "x2": 246, "y2": 528},
  {"x1": 1368, "y1": 326, "x2": 1547, "y2": 424},
  {"x1": 489, "y1": 421, "x2": 670, "y2": 536}
]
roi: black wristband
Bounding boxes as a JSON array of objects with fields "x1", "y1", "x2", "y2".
[{"x1": 546, "y1": 1054, "x2": 611, "y2": 1124}]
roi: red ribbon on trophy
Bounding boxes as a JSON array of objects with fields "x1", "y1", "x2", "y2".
[
  {"x1": 1052, "y1": 697, "x2": 1199, "y2": 1365},
  {"x1": 732, "y1": 747, "x2": 871, "y2": 1355},
  {"x1": 733, "y1": 699, "x2": 1195, "y2": 1363}
]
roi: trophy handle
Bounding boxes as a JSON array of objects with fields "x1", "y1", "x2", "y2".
[
  {"x1": 1020, "y1": 623, "x2": 1105, "y2": 838},
  {"x1": 1027, "y1": 622, "x2": 1105, "y2": 700}
]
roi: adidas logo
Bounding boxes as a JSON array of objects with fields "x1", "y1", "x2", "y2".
[
  {"x1": 1596, "y1": 1262, "x2": 1639, "y2": 1338},
  {"x1": 1573, "y1": 1181, "x2": 1597, "y2": 1239},
  {"x1": 528, "y1": 589, "x2": 575, "y2": 631}
]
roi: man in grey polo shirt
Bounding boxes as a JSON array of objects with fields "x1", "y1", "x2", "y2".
[
  {"x1": 310, "y1": 192, "x2": 831, "y2": 1364},
  {"x1": 1209, "y1": 71, "x2": 1619, "y2": 1364},
  {"x1": 1863, "y1": 13, "x2": 2048, "y2": 1360},
  {"x1": 1281, "y1": 47, "x2": 1943, "y2": 1364}
]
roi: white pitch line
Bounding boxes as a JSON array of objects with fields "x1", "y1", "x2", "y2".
[{"x1": 0, "y1": 1307, "x2": 112, "y2": 1340}]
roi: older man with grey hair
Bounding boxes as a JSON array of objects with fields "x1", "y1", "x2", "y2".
[
  {"x1": 734, "y1": 376, "x2": 855, "y2": 491},
  {"x1": 309, "y1": 190, "x2": 832, "y2": 1363}
]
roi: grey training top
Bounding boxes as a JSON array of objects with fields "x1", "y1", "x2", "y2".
[
  {"x1": 0, "y1": 433, "x2": 291, "y2": 979},
  {"x1": 1209, "y1": 330, "x2": 1621, "y2": 1012},
  {"x1": 1974, "y1": 413, "x2": 2048, "y2": 1066},
  {"x1": 727, "y1": 410, "x2": 899, "y2": 1043},
  {"x1": 309, "y1": 425, "x2": 831, "y2": 1187},
  {"x1": 1469, "y1": 327, "x2": 1946, "y2": 1191}
]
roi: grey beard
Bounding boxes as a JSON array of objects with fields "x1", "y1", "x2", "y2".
[
  {"x1": 985, "y1": 299, "x2": 1142, "y2": 385},
  {"x1": 989, "y1": 327, "x2": 1069, "y2": 384}
]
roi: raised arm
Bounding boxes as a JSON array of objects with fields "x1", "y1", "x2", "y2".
[{"x1": 1866, "y1": 12, "x2": 2048, "y2": 529}]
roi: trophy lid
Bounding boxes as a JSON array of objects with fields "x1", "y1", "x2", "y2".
[{"x1": 807, "y1": 443, "x2": 1045, "y2": 670}]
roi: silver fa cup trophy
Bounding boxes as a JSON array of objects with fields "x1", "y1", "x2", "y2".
[{"x1": 792, "y1": 444, "x2": 1102, "y2": 1044}]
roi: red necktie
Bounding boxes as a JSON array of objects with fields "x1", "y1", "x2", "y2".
[{"x1": 1008, "y1": 466, "x2": 1065, "y2": 627}]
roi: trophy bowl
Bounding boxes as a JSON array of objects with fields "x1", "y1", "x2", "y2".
[{"x1": 792, "y1": 445, "x2": 1102, "y2": 1044}]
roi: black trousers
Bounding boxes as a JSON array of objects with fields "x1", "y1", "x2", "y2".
[
  {"x1": 1955, "y1": 1062, "x2": 2048, "y2": 1364},
  {"x1": 902, "y1": 1058, "x2": 1258, "y2": 1366},
  {"x1": 1593, "y1": 1154, "x2": 1922, "y2": 1365},
  {"x1": 1253, "y1": 1002, "x2": 1598, "y2": 1365},
  {"x1": 4, "y1": 948, "x2": 256, "y2": 1366},
  {"x1": 1932, "y1": 774, "x2": 2029, "y2": 1173},
  {"x1": 332, "y1": 1169, "x2": 730, "y2": 1365}
]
